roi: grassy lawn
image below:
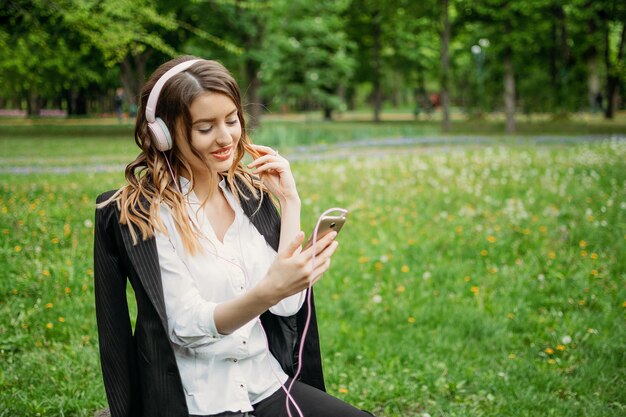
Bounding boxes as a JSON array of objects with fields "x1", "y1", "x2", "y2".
[{"x1": 0, "y1": 124, "x2": 625, "y2": 416}]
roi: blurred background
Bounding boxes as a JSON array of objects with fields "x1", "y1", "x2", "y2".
[{"x1": 1, "y1": 0, "x2": 625, "y2": 130}]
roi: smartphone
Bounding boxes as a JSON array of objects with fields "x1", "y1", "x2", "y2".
[{"x1": 303, "y1": 211, "x2": 347, "y2": 250}]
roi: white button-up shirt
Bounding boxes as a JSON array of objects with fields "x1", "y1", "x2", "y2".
[{"x1": 155, "y1": 178, "x2": 305, "y2": 415}]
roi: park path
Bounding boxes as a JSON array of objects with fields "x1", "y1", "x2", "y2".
[{"x1": 1, "y1": 134, "x2": 624, "y2": 175}]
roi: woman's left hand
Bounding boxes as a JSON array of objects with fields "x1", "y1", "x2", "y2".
[{"x1": 247, "y1": 144, "x2": 299, "y2": 203}]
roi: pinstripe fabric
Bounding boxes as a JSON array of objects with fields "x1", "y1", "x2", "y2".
[{"x1": 94, "y1": 185, "x2": 325, "y2": 417}]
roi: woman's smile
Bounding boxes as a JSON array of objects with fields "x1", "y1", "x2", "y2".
[{"x1": 210, "y1": 145, "x2": 233, "y2": 161}]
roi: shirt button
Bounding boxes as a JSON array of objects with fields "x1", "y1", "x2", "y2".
[
  {"x1": 240, "y1": 384, "x2": 245, "y2": 388},
  {"x1": 233, "y1": 359, "x2": 238, "y2": 363},
  {"x1": 240, "y1": 286, "x2": 244, "y2": 291},
  {"x1": 242, "y1": 341, "x2": 247, "y2": 345}
]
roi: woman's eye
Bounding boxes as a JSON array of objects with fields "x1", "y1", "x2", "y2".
[
  {"x1": 227, "y1": 119, "x2": 238, "y2": 126},
  {"x1": 197, "y1": 127, "x2": 212, "y2": 134}
]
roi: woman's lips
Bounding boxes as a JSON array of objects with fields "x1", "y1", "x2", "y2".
[{"x1": 210, "y1": 146, "x2": 232, "y2": 161}]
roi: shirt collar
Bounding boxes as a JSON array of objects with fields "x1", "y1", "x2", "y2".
[{"x1": 179, "y1": 176, "x2": 228, "y2": 203}]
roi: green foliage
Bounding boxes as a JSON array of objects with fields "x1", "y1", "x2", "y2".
[
  {"x1": 0, "y1": 1, "x2": 105, "y2": 106},
  {"x1": 259, "y1": 0, "x2": 355, "y2": 114}
]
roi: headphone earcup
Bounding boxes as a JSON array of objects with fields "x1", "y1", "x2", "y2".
[{"x1": 148, "y1": 117, "x2": 172, "y2": 151}]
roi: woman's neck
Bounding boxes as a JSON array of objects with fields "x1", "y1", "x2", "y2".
[{"x1": 183, "y1": 169, "x2": 222, "y2": 203}]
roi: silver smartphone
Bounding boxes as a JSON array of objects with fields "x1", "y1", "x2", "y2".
[{"x1": 303, "y1": 211, "x2": 347, "y2": 250}]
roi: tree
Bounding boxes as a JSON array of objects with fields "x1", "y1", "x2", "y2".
[
  {"x1": 601, "y1": 1, "x2": 626, "y2": 119},
  {"x1": 441, "y1": 0, "x2": 451, "y2": 132},
  {"x1": 260, "y1": 0, "x2": 355, "y2": 120},
  {"x1": 0, "y1": 1, "x2": 105, "y2": 115}
]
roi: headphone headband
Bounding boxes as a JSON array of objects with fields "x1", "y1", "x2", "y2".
[{"x1": 145, "y1": 59, "x2": 202, "y2": 123}]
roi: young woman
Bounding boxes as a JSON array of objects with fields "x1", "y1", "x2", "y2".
[{"x1": 94, "y1": 56, "x2": 373, "y2": 417}]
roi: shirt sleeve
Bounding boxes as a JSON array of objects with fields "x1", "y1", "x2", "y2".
[
  {"x1": 156, "y1": 232, "x2": 225, "y2": 349},
  {"x1": 260, "y1": 240, "x2": 307, "y2": 317}
]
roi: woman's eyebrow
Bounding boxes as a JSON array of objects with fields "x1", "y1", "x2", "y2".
[{"x1": 192, "y1": 108, "x2": 238, "y2": 125}]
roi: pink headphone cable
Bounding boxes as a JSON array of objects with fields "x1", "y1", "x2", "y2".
[{"x1": 259, "y1": 207, "x2": 348, "y2": 417}]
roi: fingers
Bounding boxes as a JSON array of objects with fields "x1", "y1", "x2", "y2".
[
  {"x1": 247, "y1": 152, "x2": 285, "y2": 169},
  {"x1": 278, "y1": 231, "x2": 305, "y2": 258},
  {"x1": 250, "y1": 162, "x2": 286, "y2": 175},
  {"x1": 302, "y1": 230, "x2": 337, "y2": 256},
  {"x1": 303, "y1": 240, "x2": 338, "y2": 281}
]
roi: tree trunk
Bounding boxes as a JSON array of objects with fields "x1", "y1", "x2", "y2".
[
  {"x1": 440, "y1": 0, "x2": 451, "y2": 132},
  {"x1": 244, "y1": 57, "x2": 262, "y2": 128},
  {"x1": 372, "y1": 10, "x2": 383, "y2": 123},
  {"x1": 503, "y1": 49, "x2": 516, "y2": 133},
  {"x1": 27, "y1": 91, "x2": 41, "y2": 116},
  {"x1": 604, "y1": 23, "x2": 626, "y2": 119},
  {"x1": 120, "y1": 49, "x2": 152, "y2": 108},
  {"x1": 588, "y1": 55, "x2": 600, "y2": 109},
  {"x1": 75, "y1": 88, "x2": 87, "y2": 115}
]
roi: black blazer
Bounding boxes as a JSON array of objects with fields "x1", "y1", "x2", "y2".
[{"x1": 94, "y1": 186, "x2": 325, "y2": 417}]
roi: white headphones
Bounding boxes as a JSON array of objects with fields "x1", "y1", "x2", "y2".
[{"x1": 145, "y1": 59, "x2": 202, "y2": 151}]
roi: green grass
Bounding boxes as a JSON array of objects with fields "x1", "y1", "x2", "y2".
[{"x1": 1, "y1": 129, "x2": 625, "y2": 416}]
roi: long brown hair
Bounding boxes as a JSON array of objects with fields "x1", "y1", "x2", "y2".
[{"x1": 99, "y1": 56, "x2": 267, "y2": 254}]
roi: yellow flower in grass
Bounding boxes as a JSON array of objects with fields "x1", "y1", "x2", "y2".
[
  {"x1": 45, "y1": 303, "x2": 53, "y2": 309},
  {"x1": 545, "y1": 347, "x2": 554, "y2": 355},
  {"x1": 547, "y1": 359, "x2": 556, "y2": 365},
  {"x1": 51, "y1": 237, "x2": 59, "y2": 244},
  {"x1": 42, "y1": 270, "x2": 50, "y2": 277},
  {"x1": 471, "y1": 286, "x2": 479, "y2": 294},
  {"x1": 464, "y1": 275, "x2": 471, "y2": 282},
  {"x1": 400, "y1": 265, "x2": 410, "y2": 273},
  {"x1": 590, "y1": 270, "x2": 598, "y2": 277},
  {"x1": 590, "y1": 253, "x2": 598, "y2": 260},
  {"x1": 407, "y1": 316, "x2": 416, "y2": 324},
  {"x1": 338, "y1": 387, "x2": 349, "y2": 394},
  {"x1": 358, "y1": 257, "x2": 370, "y2": 264},
  {"x1": 579, "y1": 240, "x2": 587, "y2": 248},
  {"x1": 396, "y1": 285, "x2": 406, "y2": 293},
  {"x1": 539, "y1": 226, "x2": 547, "y2": 233},
  {"x1": 58, "y1": 317, "x2": 65, "y2": 323},
  {"x1": 14, "y1": 245, "x2": 22, "y2": 253},
  {"x1": 487, "y1": 235, "x2": 496, "y2": 243},
  {"x1": 455, "y1": 226, "x2": 463, "y2": 234},
  {"x1": 556, "y1": 345, "x2": 566, "y2": 351},
  {"x1": 581, "y1": 250, "x2": 588, "y2": 257},
  {"x1": 374, "y1": 262, "x2": 383, "y2": 271},
  {"x1": 480, "y1": 249, "x2": 488, "y2": 256},
  {"x1": 548, "y1": 251, "x2": 556, "y2": 260},
  {"x1": 508, "y1": 353, "x2": 516, "y2": 360},
  {"x1": 64, "y1": 287, "x2": 72, "y2": 294},
  {"x1": 46, "y1": 323, "x2": 53, "y2": 329}
]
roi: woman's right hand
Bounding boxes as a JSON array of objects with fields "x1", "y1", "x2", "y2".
[{"x1": 260, "y1": 231, "x2": 339, "y2": 304}]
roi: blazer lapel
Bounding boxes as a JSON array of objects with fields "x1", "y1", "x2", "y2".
[
  {"x1": 235, "y1": 179, "x2": 281, "y2": 251},
  {"x1": 119, "y1": 222, "x2": 170, "y2": 333}
]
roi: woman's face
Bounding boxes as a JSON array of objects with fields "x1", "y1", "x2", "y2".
[{"x1": 179, "y1": 92, "x2": 242, "y2": 175}]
